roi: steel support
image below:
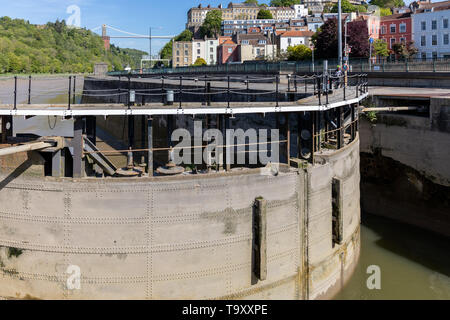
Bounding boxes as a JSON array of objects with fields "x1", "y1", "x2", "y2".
[
  {"x1": 52, "y1": 149, "x2": 63, "y2": 178},
  {"x1": 147, "y1": 116, "x2": 153, "y2": 175},
  {"x1": 73, "y1": 117, "x2": 84, "y2": 178},
  {"x1": 337, "y1": 106, "x2": 344, "y2": 149}
]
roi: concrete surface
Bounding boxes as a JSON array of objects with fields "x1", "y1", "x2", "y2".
[{"x1": 0, "y1": 137, "x2": 361, "y2": 300}]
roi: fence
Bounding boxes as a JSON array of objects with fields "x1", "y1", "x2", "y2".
[{"x1": 108, "y1": 57, "x2": 450, "y2": 77}]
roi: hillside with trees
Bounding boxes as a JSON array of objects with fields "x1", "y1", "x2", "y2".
[{"x1": 0, "y1": 17, "x2": 146, "y2": 74}]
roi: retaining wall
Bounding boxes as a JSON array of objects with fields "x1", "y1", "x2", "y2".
[{"x1": 0, "y1": 138, "x2": 361, "y2": 300}]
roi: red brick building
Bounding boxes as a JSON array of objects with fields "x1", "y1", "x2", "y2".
[
  {"x1": 217, "y1": 39, "x2": 239, "y2": 64},
  {"x1": 379, "y1": 13, "x2": 413, "y2": 52}
]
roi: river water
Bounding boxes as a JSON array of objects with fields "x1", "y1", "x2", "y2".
[{"x1": 335, "y1": 213, "x2": 450, "y2": 300}]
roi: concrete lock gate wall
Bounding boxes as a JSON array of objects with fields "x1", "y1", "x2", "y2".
[{"x1": 0, "y1": 136, "x2": 361, "y2": 300}]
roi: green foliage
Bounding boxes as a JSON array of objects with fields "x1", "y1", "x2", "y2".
[
  {"x1": 392, "y1": 41, "x2": 418, "y2": 59},
  {"x1": 380, "y1": 8, "x2": 392, "y2": 16},
  {"x1": 331, "y1": 0, "x2": 357, "y2": 13},
  {"x1": 160, "y1": 29, "x2": 193, "y2": 62},
  {"x1": 0, "y1": 16, "x2": 146, "y2": 74},
  {"x1": 174, "y1": 29, "x2": 193, "y2": 42},
  {"x1": 365, "y1": 111, "x2": 378, "y2": 123},
  {"x1": 287, "y1": 45, "x2": 312, "y2": 61},
  {"x1": 257, "y1": 9, "x2": 273, "y2": 19},
  {"x1": 373, "y1": 39, "x2": 389, "y2": 57},
  {"x1": 369, "y1": 0, "x2": 405, "y2": 10},
  {"x1": 200, "y1": 10, "x2": 222, "y2": 38},
  {"x1": 193, "y1": 58, "x2": 207, "y2": 66},
  {"x1": 270, "y1": 0, "x2": 300, "y2": 6},
  {"x1": 243, "y1": 0, "x2": 259, "y2": 4},
  {"x1": 356, "y1": 5, "x2": 368, "y2": 13}
]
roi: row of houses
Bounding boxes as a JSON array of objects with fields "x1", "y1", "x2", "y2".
[
  {"x1": 172, "y1": 30, "x2": 314, "y2": 67},
  {"x1": 186, "y1": 1, "x2": 366, "y2": 31},
  {"x1": 378, "y1": 1, "x2": 450, "y2": 59}
]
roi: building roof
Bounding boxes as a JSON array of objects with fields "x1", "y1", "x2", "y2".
[
  {"x1": 279, "y1": 30, "x2": 314, "y2": 37},
  {"x1": 221, "y1": 39, "x2": 236, "y2": 45},
  {"x1": 411, "y1": 0, "x2": 450, "y2": 13},
  {"x1": 380, "y1": 13, "x2": 412, "y2": 21},
  {"x1": 236, "y1": 33, "x2": 272, "y2": 45}
]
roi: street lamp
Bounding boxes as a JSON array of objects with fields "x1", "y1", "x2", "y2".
[
  {"x1": 338, "y1": 0, "x2": 343, "y2": 68},
  {"x1": 310, "y1": 43, "x2": 315, "y2": 73}
]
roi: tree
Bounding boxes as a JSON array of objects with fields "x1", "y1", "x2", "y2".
[
  {"x1": 243, "y1": 0, "x2": 259, "y2": 4},
  {"x1": 369, "y1": 0, "x2": 405, "y2": 10},
  {"x1": 380, "y1": 8, "x2": 392, "y2": 16},
  {"x1": 314, "y1": 18, "x2": 369, "y2": 59},
  {"x1": 373, "y1": 39, "x2": 389, "y2": 57},
  {"x1": 160, "y1": 29, "x2": 193, "y2": 61},
  {"x1": 200, "y1": 10, "x2": 222, "y2": 38},
  {"x1": 323, "y1": 3, "x2": 334, "y2": 13},
  {"x1": 193, "y1": 58, "x2": 207, "y2": 66},
  {"x1": 257, "y1": 9, "x2": 273, "y2": 19},
  {"x1": 270, "y1": 0, "x2": 300, "y2": 6},
  {"x1": 347, "y1": 20, "x2": 369, "y2": 57},
  {"x1": 331, "y1": 0, "x2": 356, "y2": 13},
  {"x1": 287, "y1": 45, "x2": 312, "y2": 61},
  {"x1": 392, "y1": 41, "x2": 418, "y2": 59}
]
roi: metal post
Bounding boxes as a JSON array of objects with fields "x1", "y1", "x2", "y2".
[
  {"x1": 127, "y1": 75, "x2": 131, "y2": 109},
  {"x1": 287, "y1": 74, "x2": 291, "y2": 92},
  {"x1": 147, "y1": 116, "x2": 153, "y2": 175},
  {"x1": 225, "y1": 115, "x2": 231, "y2": 171},
  {"x1": 246, "y1": 76, "x2": 250, "y2": 103},
  {"x1": 356, "y1": 74, "x2": 360, "y2": 98},
  {"x1": 73, "y1": 117, "x2": 84, "y2": 178},
  {"x1": 13, "y1": 76, "x2": 17, "y2": 110},
  {"x1": 161, "y1": 76, "x2": 165, "y2": 104},
  {"x1": 338, "y1": 0, "x2": 343, "y2": 68},
  {"x1": 179, "y1": 76, "x2": 182, "y2": 109},
  {"x1": 351, "y1": 104, "x2": 356, "y2": 141},
  {"x1": 285, "y1": 113, "x2": 290, "y2": 164},
  {"x1": 127, "y1": 115, "x2": 134, "y2": 168},
  {"x1": 276, "y1": 75, "x2": 279, "y2": 108},
  {"x1": 28, "y1": 75, "x2": 31, "y2": 105},
  {"x1": 73, "y1": 76, "x2": 76, "y2": 105},
  {"x1": 68, "y1": 76, "x2": 72, "y2": 110},
  {"x1": 227, "y1": 75, "x2": 231, "y2": 108},
  {"x1": 337, "y1": 106, "x2": 344, "y2": 149},
  {"x1": 118, "y1": 76, "x2": 121, "y2": 104},
  {"x1": 52, "y1": 150, "x2": 62, "y2": 178}
]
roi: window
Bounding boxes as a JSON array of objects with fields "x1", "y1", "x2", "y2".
[
  {"x1": 421, "y1": 21, "x2": 426, "y2": 31},
  {"x1": 432, "y1": 20, "x2": 437, "y2": 30},
  {"x1": 242, "y1": 40, "x2": 249, "y2": 45},
  {"x1": 184, "y1": 57, "x2": 188, "y2": 63},
  {"x1": 176, "y1": 50, "x2": 180, "y2": 56},
  {"x1": 197, "y1": 49, "x2": 200, "y2": 54},
  {"x1": 381, "y1": 26, "x2": 386, "y2": 34},
  {"x1": 288, "y1": 38, "x2": 292, "y2": 45},
  {"x1": 421, "y1": 35, "x2": 426, "y2": 46},
  {"x1": 210, "y1": 54, "x2": 214, "y2": 60},
  {"x1": 400, "y1": 37, "x2": 406, "y2": 43},
  {"x1": 444, "y1": 19, "x2": 449, "y2": 29},
  {"x1": 228, "y1": 47, "x2": 233, "y2": 53},
  {"x1": 176, "y1": 57, "x2": 180, "y2": 62},
  {"x1": 432, "y1": 34, "x2": 437, "y2": 45},
  {"x1": 197, "y1": 43, "x2": 201, "y2": 47},
  {"x1": 210, "y1": 47, "x2": 214, "y2": 52},
  {"x1": 258, "y1": 40, "x2": 267, "y2": 44},
  {"x1": 185, "y1": 50, "x2": 188, "y2": 55},
  {"x1": 390, "y1": 37, "x2": 395, "y2": 48},
  {"x1": 390, "y1": 24, "x2": 396, "y2": 33},
  {"x1": 444, "y1": 34, "x2": 449, "y2": 45},
  {"x1": 400, "y1": 23, "x2": 406, "y2": 33},
  {"x1": 421, "y1": 52, "x2": 427, "y2": 60}
]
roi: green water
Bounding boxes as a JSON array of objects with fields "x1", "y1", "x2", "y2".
[{"x1": 335, "y1": 214, "x2": 450, "y2": 300}]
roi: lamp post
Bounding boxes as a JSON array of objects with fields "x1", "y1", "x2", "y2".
[
  {"x1": 338, "y1": 0, "x2": 343, "y2": 68},
  {"x1": 310, "y1": 43, "x2": 315, "y2": 73}
]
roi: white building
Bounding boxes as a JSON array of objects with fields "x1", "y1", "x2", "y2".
[
  {"x1": 412, "y1": 2, "x2": 450, "y2": 59},
  {"x1": 267, "y1": 6, "x2": 296, "y2": 20},
  {"x1": 293, "y1": 4, "x2": 308, "y2": 18},
  {"x1": 205, "y1": 38, "x2": 219, "y2": 65},
  {"x1": 278, "y1": 30, "x2": 315, "y2": 52},
  {"x1": 192, "y1": 39, "x2": 206, "y2": 64}
]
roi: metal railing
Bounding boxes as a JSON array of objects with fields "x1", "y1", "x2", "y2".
[{"x1": 108, "y1": 57, "x2": 450, "y2": 76}]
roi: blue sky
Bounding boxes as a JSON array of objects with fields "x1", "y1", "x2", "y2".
[
  {"x1": 1, "y1": 0, "x2": 416, "y2": 54},
  {"x1": 0, "y1": 0, "x2": 267, "y2": 54}
]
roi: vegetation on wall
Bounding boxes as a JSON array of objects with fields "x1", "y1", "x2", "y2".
[
  {"x1": 257, "y1": 9, "x2": 274, "y2": 19},
  {"x1": 0, "y1": 17, "x2": 146, "y2": 74}
]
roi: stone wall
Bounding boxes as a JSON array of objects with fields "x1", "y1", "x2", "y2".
[{"x1": 360, "y1": 99, "x2": 450, "y2": 237}]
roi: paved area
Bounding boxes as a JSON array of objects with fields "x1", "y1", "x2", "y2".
[{"x1": 370, "y1": 86, "x2": 450, "y2": 98}]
